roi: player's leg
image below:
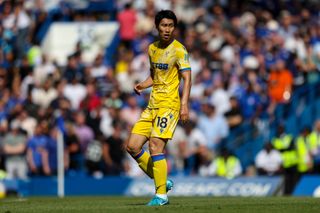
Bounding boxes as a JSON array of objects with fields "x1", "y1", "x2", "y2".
[
  {"x1": 147, "y1": 137, "x2": 171, "y2": 206},
  {"x1": 149, "y1": 137, "x2": 168, "y2": 197},
  {"x1": 127, "y1": 108, "x2": 155, "y2": 178},
  {"x1": 147, "y1": 108, "x2": 179, "y2": 205},
  {"x1": 126, "y1": 133, "x2": 153, "y2": 178}
]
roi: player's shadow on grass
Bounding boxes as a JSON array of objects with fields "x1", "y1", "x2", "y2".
[{"x1": 127, "y1": 203, "x2": 178, "y2": 207}]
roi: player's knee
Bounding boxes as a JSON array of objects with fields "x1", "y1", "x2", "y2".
[
  {"x1": 126, "y1": 143, "x2": 137, "y2": 155},
  {"x1": 126, "y1": 140, "x2": 141, "y2": 155},
  {"x1": 126, "y1": 134, "x2": 147, "y2": 155},
  {"x1": 149, "y1": 144, "x2": 160, "y2": 154},
  {"x1": 149, "y1": 139, "x2": 166, "y2": 154}
]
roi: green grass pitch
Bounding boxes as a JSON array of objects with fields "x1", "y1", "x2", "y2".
[{"x1": 1, "y1": 196, "x2": 320, "y2": 213}]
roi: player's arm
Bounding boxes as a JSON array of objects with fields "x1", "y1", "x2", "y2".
[
  {"x1": 134, "y1": 74, "x2": 153, "y2": 95},
  {"x1": 180, "y1": 70, "x2": 191, "y2": 123},
  {"x1": 176, "y1": 45, "x2": 192, "y2": 123}
]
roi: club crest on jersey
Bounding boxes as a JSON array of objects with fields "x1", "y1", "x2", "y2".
[
  {"x1": 169, "y1": 113, "x2": 173, "y2": 119},
  {"x1": 152, "y1": 62, "x2": 169, "y2": 70}
]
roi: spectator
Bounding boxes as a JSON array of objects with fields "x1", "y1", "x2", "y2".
[
  {"x1": 115, "y1": 49, "x2": 135, "y2": 93},
  {"x1": 198, "y1": 102, "x2": 229, "y2": 150},
  {"x1": 2, "y1": 1, "x2": 31, "y2": 62},
  {"x1": 189, "y1": 49, "x2": 204, "y2": 81},
  {"x1": 255, "y1": 143, "x2": 282, "y2": 176},
  {"x1": 271, "y1": 125, "x2": 297, "y2": 195},
  {"x1": 117, "y1": 3, "x2": 137, "y2": 49},
  {"x1": 1, "y1": 122, "x2": 28, "y2": 179},
  {"x1": 209, "y1": 80, "x2": 230, "y2": 115},
  {"x1": 63, "y1": 76, "x2": 87, "y2": 110},
  {"x1": 86, "y1": 105, "x2": 104, "y2": 136},
  {"x1": 308, "y1": 120, "x2": 320, "y2": 173},
  {"x1": 79, "y1": 82, "x2": 101, "y2": 113},
  {"x1": 130, "y1": 40, "x2": 150, "y2": 82},
  {"x1": 85, "y1": 135, "x2": 104, "y2": 178},
  {"x1": 197, "y1": 142, "x2": 214, "y2": 171},
  {"x1": 239, "y1": 83, "x2": 262, "y2": 121},
  {"x1": 64, "y1": 122, "x2": 82, "y2": 171},
  {"x1": 100, "y1": 106, "x2": 119, "y2": 138},
  {"x1": 42, "y1": 127, "x2": 67, "y2": 176},
  {"x1": 19, "y1": 55, "x2": 33, "y2": 83},
  {"x1": 94, "y1": 68, "x2": 117, "y2": 97},
  {"x1": 268, "y1": 59, "x2": 293, "y2": 103},
  {"x1": 11, "y1": 109, "x2": 37, "y2": 137},
  {"x1": 20, "y1": 68, "x2": 34, "y2": 100},
  {"x1": 89, "y1": 54, "x2": 110, "y2": 79},
  {"x1": 278, "y1": 10, "x2": 297, "y2": 39},
  {"x1": 26, "y1": 125, "x2": 49, "y2": 176},
  {"x1": 73, "y1": 111, "x2": 94, "y2": 153},
  {"x1": 295, "y1": 127, "x2": 313, "y2": 174},
  {"x1": 200, "y1": 148, "x2": 242, "y2": 179},
  {"x1": 224, "y1": 96, "x2": 243, "y2": 130},
  {"x1": 63, "y1": 55, "x2": 84, "y2": 83},
  {"x1": 189, "y1": 74, "x2": 206, "y2": 114},
  {"x1": 120, "y1": 94, "x2": 142, "y2": 126},
  {"x1": 166, "y1": 125, "x2": 186, "y2": 175},
  {"x1": 5, "y1": 89, "x2": 24, "y2": 119},
  {"x1": 103, "y1": 89, "x2": 123, "y2": 109},
  {"x1": 181, "y1": 121, "x2": 208, "y2": 175},
  {"x1": 49, "y1": 80, "x2": 68, "y2": 110},
  {"x1": 102, "y1": 121, "x2": 125, "y2": 175},
  {"x1": 31, "y1": 78, "x2": 58, "y2": 109},
  {"x1": 33, "y1": 54, "x2": 57, "y2": 86}
]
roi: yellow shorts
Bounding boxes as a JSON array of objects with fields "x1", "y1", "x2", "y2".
[{"x1": 131, "y1": 108, "x2": 180, "y2": 139}]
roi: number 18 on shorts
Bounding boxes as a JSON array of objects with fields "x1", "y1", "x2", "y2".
[{"x1": 132, "y1": 108, "x2": 179, "y2": 139}]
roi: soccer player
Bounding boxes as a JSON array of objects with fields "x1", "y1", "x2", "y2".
[{"x1": 126, "y1": 10, "x2": 191, "y2": 206}]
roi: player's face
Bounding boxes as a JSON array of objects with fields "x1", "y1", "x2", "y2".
[{"x1": 157, "y1": 18, "x2": 175, "y2": 42}]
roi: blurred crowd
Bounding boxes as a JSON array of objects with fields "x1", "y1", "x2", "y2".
[{"x1": 0, "y1": 0, "x2": 320, "y2": 193}]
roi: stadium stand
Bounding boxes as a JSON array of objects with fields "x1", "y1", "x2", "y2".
[{"x1": 0, "y1": 0, "x2": 319, "y2": 196}]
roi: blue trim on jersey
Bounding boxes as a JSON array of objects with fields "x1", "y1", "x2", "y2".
[
  {"x1": 179, "y1": 68, "x2": 191, "y2": 72},
  {"x1": 134, "y1": 149, "x2": 145, "y2": 159},
  {"x1": 151, "y1": 154, "x2": 165, "y2": 162}
]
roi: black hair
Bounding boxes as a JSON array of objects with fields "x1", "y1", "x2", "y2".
[
  {"x1": 155, "y1": 10, "x2": 177, "y2": 28},
  {"x1": 124, "y1": 3, "x2": 132, "y2": 9}
]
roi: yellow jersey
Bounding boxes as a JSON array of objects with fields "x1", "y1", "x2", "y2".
[{"x1": 148, "y1": 39, "x2": 191, "y2": 110}]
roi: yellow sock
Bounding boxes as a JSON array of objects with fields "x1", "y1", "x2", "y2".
[
  {"x1": 151, "y1": 154, "x2": 167, "y2": 195},
  {"x1": 134, "y1": 149, "x2": 153, "y2": 178}
]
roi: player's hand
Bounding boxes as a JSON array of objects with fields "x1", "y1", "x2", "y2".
[
  {"x1": 134, "y1": 83, "x2": 143, "y2": 95},
  {"x1": 180, "y1": 104, "x2": 189, "y2": 123}
]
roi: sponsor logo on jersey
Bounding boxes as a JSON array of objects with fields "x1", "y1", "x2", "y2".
[{"x1": 152, "y1": 62, "x2": 169, "y2": 70}]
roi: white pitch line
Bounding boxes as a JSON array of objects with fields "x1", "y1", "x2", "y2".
[{"x1": 2, "y1": 198, "x2": 28, "y2": 203}]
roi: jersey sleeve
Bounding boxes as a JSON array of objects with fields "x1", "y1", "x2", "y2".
[{"x1": 176, "y1": 46, "x2": 191, "y2": 72}]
